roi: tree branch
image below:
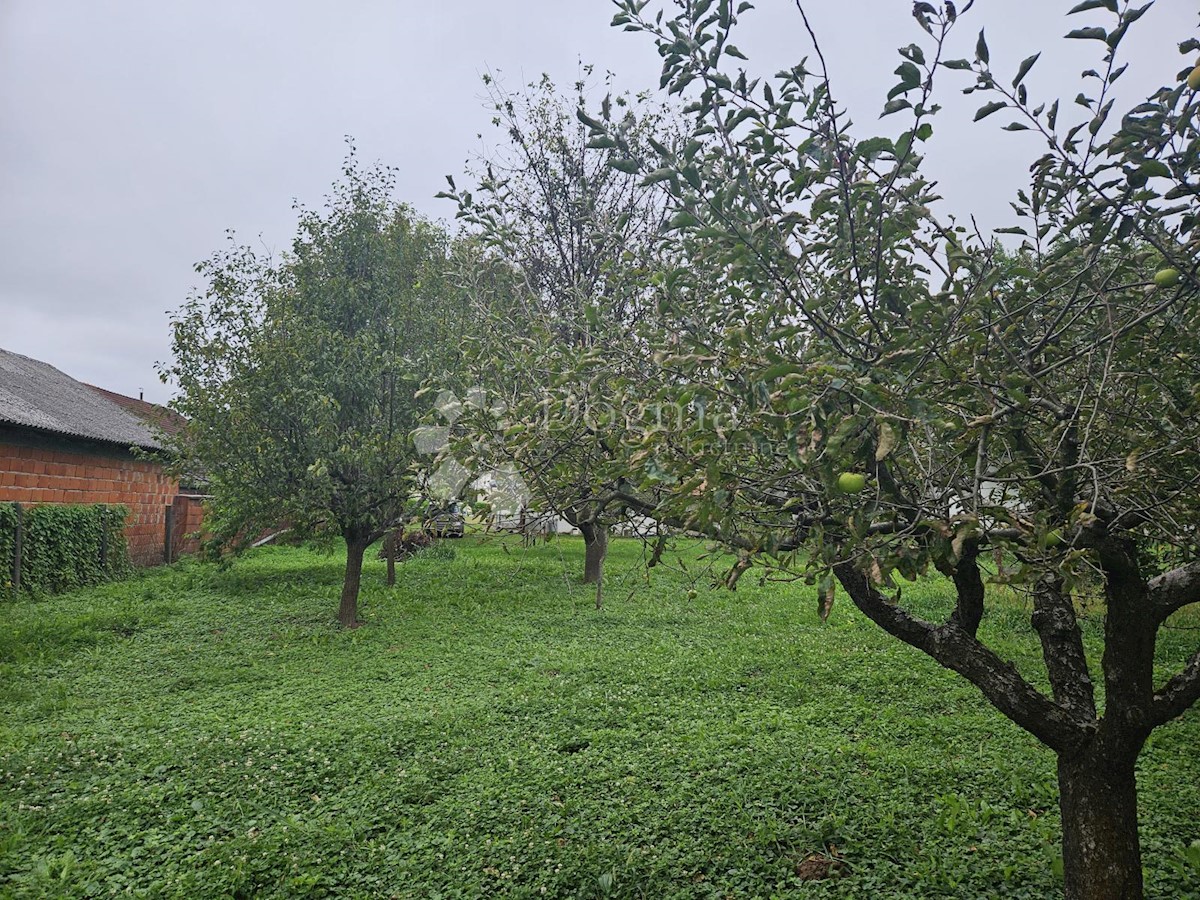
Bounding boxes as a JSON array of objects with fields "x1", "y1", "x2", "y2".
[
  {"x1": 1148, "y1": 560, "x2": 1200, "y2": 623},
  {"x1": 947, "y1": 542, "x2": 984, "y2": 636},
  {"x1": 834, "y1": 563, "x2": 1090, "y2": 753},
  {"x1": 1150, "y1": 648, "x2": 1200, "y2": 728},
  {"x1": 1030, "y1": 573, "x2": 1096, "y2": 722}
]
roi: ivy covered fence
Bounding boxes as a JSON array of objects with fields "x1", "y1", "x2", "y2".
[{"x1": 1, "y1": 502, "x2": 130, "y2": 596}]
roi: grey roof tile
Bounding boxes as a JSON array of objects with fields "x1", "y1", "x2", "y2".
[{"x1": 0, "y1": 347, "x2": 161, "y2": 450}]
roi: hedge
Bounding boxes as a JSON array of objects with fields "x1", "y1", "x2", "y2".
[{"x1": 1, "y1": 502, "x2": 130, "y2": 596}]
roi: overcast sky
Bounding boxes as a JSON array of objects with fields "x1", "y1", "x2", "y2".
[{"x1": 0, "y1": 1, "x2": 1191, "y2": 404}]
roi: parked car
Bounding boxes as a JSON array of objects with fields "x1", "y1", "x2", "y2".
[{"x1": 428, "y1": 503, "x2": 465, "y2": 538}]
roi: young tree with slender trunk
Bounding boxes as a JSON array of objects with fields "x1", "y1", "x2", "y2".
[{"x1": 441, "y1": 72, "x2": 673, "y2": 591}]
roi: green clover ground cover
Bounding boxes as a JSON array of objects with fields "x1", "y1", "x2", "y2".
[{"x1": 1, "y1": 538, "x2": 1197, "y2": 899}]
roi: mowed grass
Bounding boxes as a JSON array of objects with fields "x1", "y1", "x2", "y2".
[{"x1": 1, "y1": 537, "x2": 1198, "y2": 899}]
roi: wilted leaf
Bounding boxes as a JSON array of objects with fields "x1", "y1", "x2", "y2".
[
  {"x1": 875, "y1": 421, "x2": 898, "y2": 461},
  {"x1": 817, "y1": 575, "x2": 836, "y2": 623}
]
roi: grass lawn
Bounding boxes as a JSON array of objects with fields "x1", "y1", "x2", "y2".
[{"x1": 1, "y1": 536, "x2": 1198, "y2": 898}]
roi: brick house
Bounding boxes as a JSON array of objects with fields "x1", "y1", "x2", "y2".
[{"x1": 0, "y1": 346, "x2": 203, "y2": 565}]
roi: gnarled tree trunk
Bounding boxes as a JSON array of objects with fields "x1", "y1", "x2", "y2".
[
  {"x1": 831, "y1": 557, "x2": 1157, "y2": 900},
  {"x1": 338, "y1": 535, "x2": 369, "y2": 627},
  {"x1": 1057, "y1": 744, "x2": 1143, "y2": 900}
]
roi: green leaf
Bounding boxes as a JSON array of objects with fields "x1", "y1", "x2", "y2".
[
  {"x1": 576, "y1": 108, "x2": 605, "y2": 131},
  {"x1": 974, "y1": 101, "x2": 1007, "y2": 121},
  {"x1": 975, "y1": 29, "x2": 990, "y2": 65},
  {"x1": 1139, "y1": 159, "x2": 1171, "y2": 179},
  {"x1": 667, "y1": 210, "x2": 700, "y2": 230},
  {"x1": 1012, "y1": 53, "x2": 1040, "y2": 88},
  {"x1": 894, "y1": 61, "x2": 922, "y2": 90},
  {"x1": 640, "y1": 168, "x2": 676, "y2": 186},
  {"x1": 609, "y1": 158, "x2": 640, "y2": 174},
  {"x1": 1067, "y1": 0, "x2": 1116, "y2": 11},
  {"x1": 941, "y1": 59, "x2": 972, "y2": 70},
  {"x1": 1065, "y1": 27, "x2": 1107, "y2": 41},
  {"x1": 857, "y1": 137, "x2": 895, "y2": 157},
  {"x1": 759, "y1": 361, "x2": 805, "y2": 381}
]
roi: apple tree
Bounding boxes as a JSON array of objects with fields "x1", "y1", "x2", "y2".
[
  {"x1": 439, "y1": 72, "x2": 673, "y2": 591},
  {"x1": 549, "y1": 1, "x2": 1200, "y2": 897}
]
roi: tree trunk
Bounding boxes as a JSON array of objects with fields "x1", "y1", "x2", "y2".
[
  {"x1": 581, "y1": 524, "x2": 608, "y2": 585},
  {"x1": 339, "y1": 537, "x2": 368, "y2": 627},
  {"x1": 1057, "y1": 747, "x2": 1143, "y2": 900}
]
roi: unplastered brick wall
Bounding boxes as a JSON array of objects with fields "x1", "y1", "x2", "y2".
[
  {"x1": 170, "y1": 493, "x2": 209, "y2": 559},
  {"x1": 0, "y1": 438, "x2": 179, "y2": 566}
]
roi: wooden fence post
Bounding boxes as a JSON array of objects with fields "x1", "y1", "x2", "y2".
[
  {"x1": 100, "y1": 506, "x2": 109, "y2": 572},
  {"x1": 12, "y1": 502, "x2": 22, "y2": 594},
  {"x1": 163, "y1": 503, "x2": 174, "y2": 565}
]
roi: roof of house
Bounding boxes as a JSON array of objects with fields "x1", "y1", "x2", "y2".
[
  {"x1": 0, "y1": 346, "x2": 163, "y2": 451},
  {"x1": 85, "y1": 384, "x2": 187, "y2": 439}
]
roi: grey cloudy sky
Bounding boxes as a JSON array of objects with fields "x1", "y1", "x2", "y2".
[{"x1": 0, "y1": 1, "x2": 1191, "y2": 404}]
